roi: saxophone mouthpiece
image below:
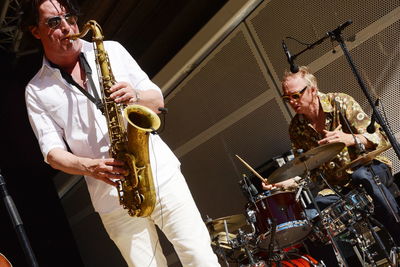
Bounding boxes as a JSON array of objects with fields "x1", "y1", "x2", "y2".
[{"x1": 65, "y1": 34, "x2": 76, "y2": 43}]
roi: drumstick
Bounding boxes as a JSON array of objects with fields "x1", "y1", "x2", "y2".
[{"x1": 235, "y1": 155, "x2": 268, "y2": 184}]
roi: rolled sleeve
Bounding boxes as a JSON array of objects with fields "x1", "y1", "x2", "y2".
[{"x1": 25, "y1": 87, "x2": 67, "y2": 163}]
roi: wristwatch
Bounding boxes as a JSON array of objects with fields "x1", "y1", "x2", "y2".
[{"x1": 354, "y1": 136, "x2": 365, "y2": 151}]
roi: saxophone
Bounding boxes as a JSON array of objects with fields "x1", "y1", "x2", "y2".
[{"x1": 68, "y1": 21, "x2": 160, "y2": 217}]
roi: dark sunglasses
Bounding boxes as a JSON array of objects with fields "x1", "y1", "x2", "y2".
[
  {"x1": 281, "y1": 86, "x2": 308, "y2": 102},
  {"x1": 44, "y1": 13, "x2": 78, "y2": 29}
]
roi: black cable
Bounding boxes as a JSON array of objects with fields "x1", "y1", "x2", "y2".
[{"x1": 285, "y1": 36, "x2": 313, "y2": 46}]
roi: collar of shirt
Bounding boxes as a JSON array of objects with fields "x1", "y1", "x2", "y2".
[{"x1": 318, "y1": 91, "x2": 334, "y2": 113}]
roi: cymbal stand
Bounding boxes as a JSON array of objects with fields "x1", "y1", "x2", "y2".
[
  {"x1": 206, "y1": 215, "x2": 230, "y2": 267},
  {"x1": 223, "y1": 219, "x2": 236, "y2": 267},
  {"x1": 213, "y1": 236, "x2": 230, "y2": 267},
  {"x1": 300, "y1": 161, "x2": 349, "y2": 267},
  {"x1": 367, "y1": 216, "x2": 399, "y2": 267},
  {"x1": 236, "y1": 228, "x2": 258, "y2": 266},
  {"x1": 346, "y1": 221, "x2": 378, "y2": 266},
  {"x1": 266, "y1": 219, "x2": 277, "y2": 265}
]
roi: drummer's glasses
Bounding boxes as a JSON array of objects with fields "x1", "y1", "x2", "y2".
[
  {"x1": 44, "y1": 13, "x2": 78, "y2": 29},
  {"x1": 281, "y1": 86, "x2": 308, "y2": 102}
]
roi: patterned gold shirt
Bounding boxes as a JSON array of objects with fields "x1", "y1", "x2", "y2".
[{"x1": 289, "y1": 92, "x2": 391, "y2": 186}]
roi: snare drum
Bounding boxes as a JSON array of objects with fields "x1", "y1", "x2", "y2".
[
  {"x1": 321, "y1": 188, "x2": 373, "y2": 237},
  {"x1": 247, "y1": 191, "x2": 312, "y2": 249}
]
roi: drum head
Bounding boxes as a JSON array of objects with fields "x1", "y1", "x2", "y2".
[{"x1": 258, "y1": 222, "x2": 312, "y2": 249}]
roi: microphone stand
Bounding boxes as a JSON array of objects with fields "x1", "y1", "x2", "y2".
[
  {"x1": 330, "y1": 25, "x2": 400, "y2": 222},
  {"x1": 328, "y1": 22, "x2": 400, "y2": 160},
  {"x1": 0, "y1": 170, "x2": 39, "y2": 267},
  {"x1": 242, "y1": 174, "x2": 259, "y2": 212}
]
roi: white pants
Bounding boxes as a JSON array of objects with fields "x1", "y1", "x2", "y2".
[{"x1": 99, "y1": 171, "x2": 220, "y2": 267}]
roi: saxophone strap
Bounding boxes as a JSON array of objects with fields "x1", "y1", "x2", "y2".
[{"x1": 49, "y1": 53, "x2": 104, "y2": 114}]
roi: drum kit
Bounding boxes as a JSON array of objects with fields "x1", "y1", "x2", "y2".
[{"x1": 206, "y1": 143, "x2": 399, "y2": 267}]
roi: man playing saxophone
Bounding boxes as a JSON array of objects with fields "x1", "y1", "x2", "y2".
[{"x1": 21, "y1": 0, "x2": 220, "y2": 266}]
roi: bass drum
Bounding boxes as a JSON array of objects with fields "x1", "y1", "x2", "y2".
[
  {"x1": 239, "y1": 249, "x2": 320, "y2": 267},
  {"x1": 247, "y1": 191, "x2": 312, "y2": 249}
]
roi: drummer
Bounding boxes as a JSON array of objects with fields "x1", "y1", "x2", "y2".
[{"x1": 263, "y1": 66, "x2": 400, "y2": 245}]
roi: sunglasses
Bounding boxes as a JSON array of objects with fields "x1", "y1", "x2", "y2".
[
  {"x1": 281, "y1": 86, "x2": 308, "y2": 102},
  {"x1": 44, "y1": 13, "x2": 78, "y2": 29}
]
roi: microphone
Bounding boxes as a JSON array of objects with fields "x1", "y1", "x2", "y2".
[
  {"x1": 334, "y1": 20, "x2": 353, "y2": 33},
  {"x1": 282, "y1": 40, "x2": 299, "y2": 73},
  {"x1": 367, "y1": 113, "x2": 375, "y2": 133},
  {"x1": 243, "y1": 174, "x2": 258, "y2": 196}
]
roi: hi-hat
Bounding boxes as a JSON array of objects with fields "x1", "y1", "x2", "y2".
[
  {"x1": 206, "y1": 214, "x2": 247, "y2": 237},
  {"x1": 339, "y1": 145, "x2": 391, "y2": 171},
  {"x1": 268, "y1": 142, "x2": 345, "y2": 184}
]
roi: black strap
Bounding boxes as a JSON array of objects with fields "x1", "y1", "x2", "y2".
[{"x1": 48, "y1": 53, "x2": 104, "y2": 113}]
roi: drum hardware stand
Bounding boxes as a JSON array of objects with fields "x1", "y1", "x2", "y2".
[
  {"x1": 265, "y1": 219, "x2": 277, "y2": 265},
  {"x1": 389, "y1": 247, "x2": 399, "y2": 267},
  {"x1": 0, "y1": 170, "x2": 39, "y2": 267},
  {"x1": 213, "y1": 236, "x2": 231, "y2": 267},
  {"x1": 223, "y1": 220, "x2": 252, "y2": 266},
  {"x1": 368, "y1": 216, "x2": 400, "y2": 267},
  {"x1": 348, "y1": 222, "x2": 378, "y2": 267},
  {"x1": 241, "y1": 174, "x2": 260, "y2": 213},
  {"x1": 299, "y1": 161, "x2": 350, "y2": 267},
  {"x1": 364, "y1": 219, "x2": 391, "y2": 266},
  {"x1": 206, "y1": 215, "x2": 232, "y2": 267},
  {"x1": 236, "y1": 228, "x2": 261, "y2": 267}
]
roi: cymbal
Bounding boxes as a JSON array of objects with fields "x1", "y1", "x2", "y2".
[
  {"x1": 268, "y1": 142, "x2": 345, "y2": 184},
  {"x1": 206, "y1": 214, "x2": 247, "y2": 237},
  {"x1": 339, "y1": 145, "x2": 392, "y2": 171}
]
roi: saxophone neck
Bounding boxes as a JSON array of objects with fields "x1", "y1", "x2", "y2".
[{"x1": 67, "y1": 20, "x2": 104, "y2": 42}]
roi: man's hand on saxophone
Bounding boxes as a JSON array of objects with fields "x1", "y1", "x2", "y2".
[
  {"x1": 109, "y1": 81, "x2": 165, "y2": 114},
  {"x1": 46, "y1": 148, "x2": 127, "y2": 186},
  {"x1": 109, "y1": 81, "x2": 139, "y2": 105}
]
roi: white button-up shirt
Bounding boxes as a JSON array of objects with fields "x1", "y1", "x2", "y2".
[{"x1": 25, "y1": 40, "x2": 180, "y2": 213}]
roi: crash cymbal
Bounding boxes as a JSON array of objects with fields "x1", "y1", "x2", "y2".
[
  {"x1": 339, "y1": 145, "x2": 392, "y2": 172},
  {"x1": 206, "y1": 214, "x2": 247, "y2": 237},
  {"x1": 268, "y1": 142, "x2": 345, "y2": 184}
]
